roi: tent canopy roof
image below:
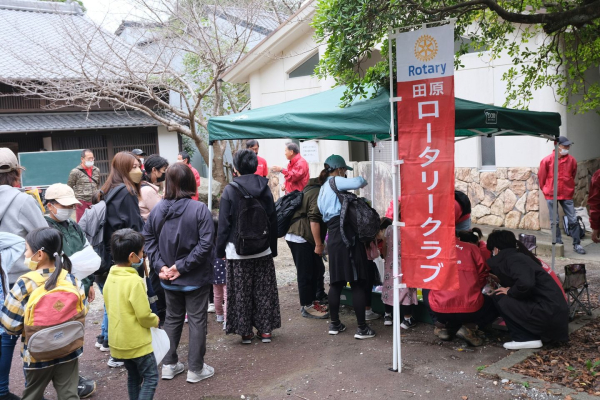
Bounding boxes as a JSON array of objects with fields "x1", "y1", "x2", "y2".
[{"x1": 207, "y1": 86, "x2": 561, "y2": 142}]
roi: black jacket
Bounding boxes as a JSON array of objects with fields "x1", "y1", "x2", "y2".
[
  {"x1": 216, "y1": 174, "x2": 277, "y2": 258},
  {"x1": 143, "y1": 198, "x2": 214, "y2": 288},
  {"x1": 487, "y1": 248, "x2": 569, "y2": 342}
]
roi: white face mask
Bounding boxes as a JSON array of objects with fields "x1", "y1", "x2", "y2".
[
  {"x1": 85, "y1": 161, "x2": 94, "y2": 167},
  {"x1": 559, "y1": 149, "x2": 569, "y2": 156},
  {"x1": 51, "y1": 204, "x2": 72, "y2": 222},
  {"x1": 176, "y1": 159, "x2": 184, "y2": 163}
]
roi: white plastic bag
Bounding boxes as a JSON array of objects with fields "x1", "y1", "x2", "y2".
[
  {"x1": 373, "y1": 256, "x2": 385, "y2": 283},
  {"x1": 151, "y1": 327, "x2": 170, "y2": 365},
  {"x1": 69, "y1": 245, "x2": 101, "y2": 280}
]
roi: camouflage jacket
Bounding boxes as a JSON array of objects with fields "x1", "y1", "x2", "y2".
[{"x1": 67, "y1": 166, "x2": 100, "y2": 202}]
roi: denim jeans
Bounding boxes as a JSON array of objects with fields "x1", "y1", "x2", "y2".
[
  {"x1": 123, "y1": 353, "x2": 158, "y2": 400},
  {"x1": 97, "y1": 282, "x2": 108, "y2": 341},
  {"x1": 546, "y1": 199, "x2": 581, "y2": 245},
  {"x1": 0, "y1": 332, "x2": 19, "y2": 396},
  {"x1": 455, "y1": 218, "x2": 472, "y2": 232}
]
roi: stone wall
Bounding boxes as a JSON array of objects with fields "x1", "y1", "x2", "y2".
[
  {"x1": 574, "y1": 158, "x2": 600, "y2": 207},
  {"x1": 455, "y1": 167, "x2": 541, "y2": 230}
]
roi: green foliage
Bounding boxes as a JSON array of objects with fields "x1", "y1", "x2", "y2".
[
  {"x1": 521, "y1": 381, "x2": 530, "y2": 388},
  {"x1": 585, "y1": 359, "x2": 600, "y2": 376},
  {"x1": 313, "y1": 0, "x2": 600, "y2": 114},
  {"x1": 476, "y1": 365, "x2": 486, "y2": 372},
  {"x1": 180, "y1": 134, "x2": 196, "y2": 157}
]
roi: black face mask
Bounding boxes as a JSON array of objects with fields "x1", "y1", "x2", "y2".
[{"x1": 156, "y1": 173, "x2": 166, "y2": 183}]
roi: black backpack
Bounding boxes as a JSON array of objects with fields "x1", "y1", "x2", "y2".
[
  {"x1": 563, "y1": 215, "x2": 586, "y2": 239},
  {"x1": 329, "y1": 178, "x2": 380, "y2": 247},
  {"x1": 455, "y1": 190, "x2": 471, "y2": 217},
  {"x1": 230, "y1": 182, "x2": 271, "y2": 255},
  {"x1": 275, "y1": 190, "x2": 304, "y2": 237}
]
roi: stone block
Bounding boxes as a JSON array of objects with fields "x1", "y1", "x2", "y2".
[
  {"x1": 198, "y1": 179, "x2": 222, "y2": 207},
  {"x1": 577, "y1": 165, "x2": 587, "y2": 179},
  {"x1": 455, "y1": 168, "x2": 472, "y2": 183},
  {"x1": 508, "y1": 167, "x2": 532, "y2": 181},
  {"x1": 477, "y1": 215, "x2": 504, "y2": 227},
  {"x1": 496, "y1": 179, "x2": 510, "y2": 193},
  {"x1": 515, "y1": 194, "x2": 527, "y2": 213},
  {"x1": 471, "y1": 204, "x2": 491, "y2": 219},
  {"x1": 491, "y1": 196, "x2": 504, "y2": 216},
  {"x1": 519, "y1": 211, "x2": 540, "y2": 230},
  {"x1": 495, "y1": 168, "x2": 508, "y2": 179},
  {"x1": 526, "y1": 175, "x2": 539, "y2": 190},
  {"x1": 526, "y1": 190, "x2": 539, "y2": 211},
  {"x1": 504, "y1": 211, "x2": 522, "y2": 229},
  {"x1": 480, "y1": 172, "x2": 497, "y2": 191},
  {"x1": 510, "y1": 181, "x2": 526, "y2": 197},
  {"x1": 468, "y1": 182, "x2": 484, "y2": 206},
  {"x1": 481, "y1": 190, "x2": 497, "y2": 207},
  {"x1": 470, "y1": 168, "x2": 480, "y2": 183},
  {"x1": 455, "y1": 180, "x2": 468, "y2": 195},
  {"x1": 503, "y1": 189, "x2": 517, "y2": 213}
]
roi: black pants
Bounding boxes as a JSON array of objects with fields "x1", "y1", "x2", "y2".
[
  {"x1": 501, "y1": 313, "x2": 540, "y2": 342},
  {"x1": 287, "y1": 240, "x2": 325, "y2": 306},
  {"x1": 432, "y1": 296, "x2": 499, "y2": 330},
  {"x1": 329, "y1": 281, "x2": 367, "y2": 327},
  {"x1": 149, "y1": 269, "x2": 166, "y2": 324}
]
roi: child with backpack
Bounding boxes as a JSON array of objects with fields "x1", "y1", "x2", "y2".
[
  {"x1": 1, "y1": 227, "x2": 88, "y2": 400},
  {"x1": 103, "y1": 228, "x2": 160, "y2": 399}
]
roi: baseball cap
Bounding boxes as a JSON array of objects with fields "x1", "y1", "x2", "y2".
[
  {"x1": 0, "y1": 148, "x2": 22, "y2": 174},
  {"x1": 45, "y1": 183, "x2": 81, "y2": 206},
  {"x1": 324, "y1": 154, "x2": 353, "y2": 171},
  {"x1": 131, "y1": 149, "x2": 147, "y2": 156},
  {"x1": 558, "y1": 136, "x2": 573, "y2": 146}
]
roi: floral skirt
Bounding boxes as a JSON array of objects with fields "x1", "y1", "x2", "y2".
[{"x1": 226, "y1": 255, "x2": 281, "y2": 336}]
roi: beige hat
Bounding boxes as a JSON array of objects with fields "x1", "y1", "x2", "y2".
[
  {"x1": 45, "y1": 183, "x2": 81, "y2": 206},
  {"x1": 0, "y1": 148, "x2": 22, "y2": 173}
]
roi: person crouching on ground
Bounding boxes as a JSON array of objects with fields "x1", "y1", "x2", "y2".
[
  {"x1": 486, "y1": 230, "x2": 569, "y2": 350},
  {"x1": 103, "y1": 229, "x2": 159, "y2": 399},
  {"x1": 317, "y1": 154, "x2": 375, "y2": 339},
  {"x1": 426, "y1": 233, "x2": 498, "y2": 346},
  {"x1": 1, "y1": 227, "x2": 87, "y2": 400}
]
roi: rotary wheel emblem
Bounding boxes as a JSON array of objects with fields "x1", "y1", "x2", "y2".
[{"x1": 414, "y1": 34, "x2": 438, "y2": 62}]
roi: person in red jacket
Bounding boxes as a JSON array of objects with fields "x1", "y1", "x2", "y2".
[
  {"x1": 427, "y1": 238, "x2": 498, "y2": 347},
  {"x1": 246, "y1": 140, "x2": 268, "y2": 177},
  {"x1": 588, "y1": 169, "x2": 600, "y2": 243},
  {"x1": 178, "y1": 151, "x2": 201, "y2": 201},
  {"x1": 538, "y1": 136, "x2": 585, "y2": 254},
  {"x1": 272, "y1": 143, "x2": 309, "y2": 193}
]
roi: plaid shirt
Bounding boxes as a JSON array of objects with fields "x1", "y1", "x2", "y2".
[{"x1": 1, "y1": 268, "x2": 88, "y2": 369}]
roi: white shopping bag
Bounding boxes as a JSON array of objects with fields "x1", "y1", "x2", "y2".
[
  {"x1": 69, "y1": 245, "x2": 101, "y2": 280},
  {"x1": 151, "y1": 327, "x2": 170, "y2": 365},
  {"x1": 373, "y1": 256, "x2": 385, "y2": 282}
]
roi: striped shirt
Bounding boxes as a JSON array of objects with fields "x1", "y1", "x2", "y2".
[{"x1": 0, "y1": 268, "x2": 88, "y2": 369}]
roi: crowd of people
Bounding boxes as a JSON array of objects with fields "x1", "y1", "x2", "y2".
[{"x1": 0, "y1": 135, "x2": 589, "y2": 400}]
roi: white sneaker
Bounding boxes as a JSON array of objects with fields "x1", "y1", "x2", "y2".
[
  {"x1": 187, "y1": 364, "x2": 215, "y2": 383},
  {"x1": 216, "y1": 315, "x2": 224, "y2": 323},
  {"x1": 207, "y1": 303, "x2": 216, "y2": 313},
  {"x1": 185, "y1": 314, "x2": 188, "y2": 323},
  {"x1": 162, "y1": 362, "x2": 185, "y2": 380},
  {"x1": 107, "y1": 357, "x2": 124, "y2": 368},
  {"x1": 503, "y1": 340, "x2": 543, "y2": 350},
  {"x1": 365, "y1": 309, "x2": 381, "y2": 321}
]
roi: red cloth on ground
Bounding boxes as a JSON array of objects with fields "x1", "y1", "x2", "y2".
[
  {"x1": 538, "y1": 152, "x2": 577, "y2": 200},
  {"x1": 429, "y1": 242, "x2": 489, "y2": 314},
  {"x1": 281, "y1": 154, "x2": 309, "y2": 193},
  {"x1": 255, "y1": 155, "x2": 268, "y2": 177},
  {"x1": 588, "y1": 169, "x2": 600, "y2": 230}
]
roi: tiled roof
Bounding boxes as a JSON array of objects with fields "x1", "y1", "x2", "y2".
[
  {"x1": 0, "y1": 111, "x2": 162, "y2": 133},
  {"x1": 0, "y1": 1, "x2": 152, "y2": 80}
]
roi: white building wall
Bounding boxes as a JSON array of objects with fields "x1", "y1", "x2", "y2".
[
  {"x1": 157, "y1": 126, "x2": 179, "y2": 165},
  {"x1": 565, "y1": 68, "x2": 600, "y2": 162}
]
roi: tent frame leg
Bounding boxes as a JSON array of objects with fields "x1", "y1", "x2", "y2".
[
  {"x1": 208, "y1": 142, "x2": 214, "y2": 210},
  {"x1": 551, "y1": 140, "x2": 559, "y2": 271}
]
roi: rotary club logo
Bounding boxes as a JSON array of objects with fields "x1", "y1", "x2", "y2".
[{"x1": 414, "y1": 34, "x2": 438, "y2": 62}]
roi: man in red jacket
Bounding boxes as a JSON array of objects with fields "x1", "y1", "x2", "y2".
[
  {"x1": 538, "y1": 136, "x2": 585, "y2": 254},
  {"x1": 588, "y1": 169, "x2": 600, "y2": 243},
  {"x1": 272, "y1": 143, "x2": 309, "y2": 193},
  {"x1": 178, "y1": 151, "x2": 201, "y2": 201},
  {"x1": 247, "y1": 140, "x2": 268, "y2": 177}
]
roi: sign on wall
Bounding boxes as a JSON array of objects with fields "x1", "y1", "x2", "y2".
[
  {"x1": 395, "y1": 23, "x2": 458, "y2": 290},
  {"x1": 300, "y1": 140, "x2": 319, "y2": 163}
]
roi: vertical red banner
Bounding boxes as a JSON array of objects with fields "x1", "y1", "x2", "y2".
[{"x1": 395, "y1": 25, "x2": 458, "y2": 290}]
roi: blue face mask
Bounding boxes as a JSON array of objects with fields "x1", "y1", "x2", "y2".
[{"x1": 131, "y1": 253, "x2": 144, "y2": 269}]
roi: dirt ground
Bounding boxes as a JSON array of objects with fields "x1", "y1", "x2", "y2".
[{"x1": 6, "y1": 239, "x2": 599, "y2": 400}]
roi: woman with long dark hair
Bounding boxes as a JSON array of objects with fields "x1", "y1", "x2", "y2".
[
  {"x1": 316, "y1": 154, "x2": 375, "y2": 339},
  {"x1": 1, "y1": 227, "x2": 87, "y2": 399},
  {"x1": 487, "y1": 230, "x2": 569, "y2": 350},
  {"x1": 216, "y1": 149, "x2": 280, "y2": 344},
  {"x1": 144, "y1": 163, "x2": 215, "y2": 383},
  {"x1": 95, "y1": 151, "x2": 144, "y2": 368}
]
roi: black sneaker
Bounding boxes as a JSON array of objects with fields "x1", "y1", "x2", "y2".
[
  {"x1": 400, "y1": 317, "x2": 417, "y2": 329},
  {"x1": 354, "y1": 325, "x2": 376, "y2": 339},
  {"x1": 317, "y1": 294, "x2": 329, "y2": 305},
  {"x1": 384, "y1": 313, "x2": 393, "y2": 326},
  {"x1": 0, "y1": 392, "x2": 21, "y2": 400},
  {"x1": 328, "y1": 321, "x2": 346, "y2": 335},
  {"x1": 78, "y1": 376, "x2": 96, "y2": 399}
]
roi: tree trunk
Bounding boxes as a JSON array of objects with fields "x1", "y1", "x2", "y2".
[{"x1": 190, "y1": 134, "x2": 228, "y2": 191}]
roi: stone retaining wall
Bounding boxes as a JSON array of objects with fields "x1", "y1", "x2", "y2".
[
  {"x1": 574, "y1": 158, "x2": 600, "y2": 207},
  {"x1": 455, "y1": 167, "x2": 541, "y2": 230}
]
